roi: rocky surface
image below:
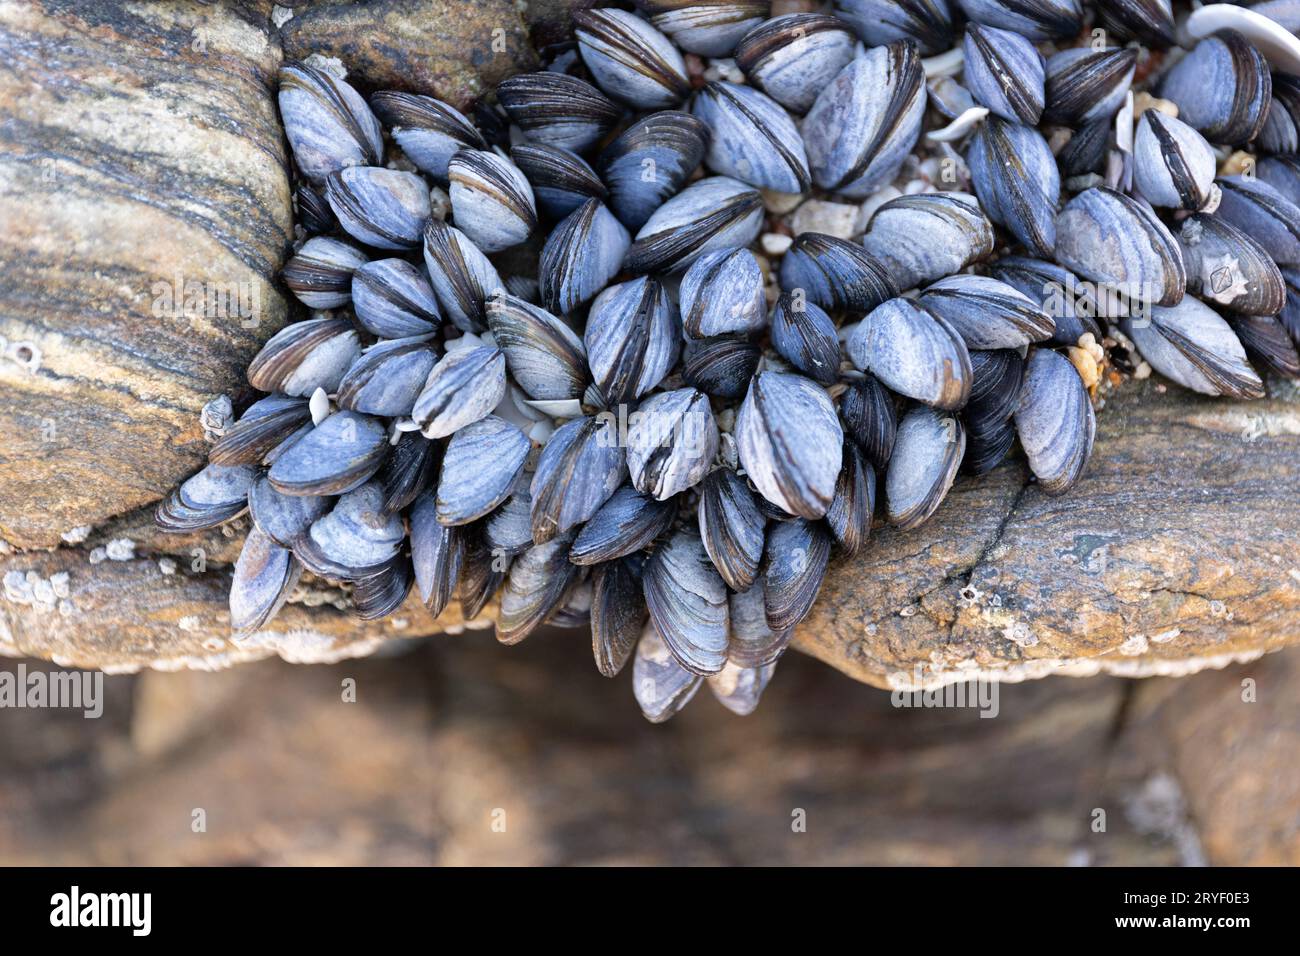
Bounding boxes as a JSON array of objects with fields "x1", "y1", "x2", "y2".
[
  {"x1": 0, "y1": 0, "x2": 293, "y2": 549},
  {"x1": 0, "y1": 0, "x2": 1297, "y2": 690},
  {"x1": 2, "y1": 641, "x2": 1294, "y2": 865},
  {"x1": 279, "y1": 0, "x2": 541, "y2": 111}
]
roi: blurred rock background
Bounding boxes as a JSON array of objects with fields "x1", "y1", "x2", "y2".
[{"x1": 2, "y1": 642, "x2": 1296, "y2": 865}]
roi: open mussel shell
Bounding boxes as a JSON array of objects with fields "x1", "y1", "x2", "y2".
[
  {"x1": 574, "y1": 8, "x2": 690, "y2": 110},
  {"x1": 778, "y1": 233, "x2": 899, "y2": 314},
  {"x1": 963, "y1": 24, "x2": 1045, "y2": 125},
  {"x1": 636, "y1": 0, "x2": 769, "y2": 57},
  {"x1": 1231, "y1": 313, "x2": 1300, "y2": 378},
  {"x1": 336, "y1": 336, "x2": 438, "y2": 418},
  {"x1": 277, "y1": 63, "x2": 382, "y2": 184},
  {"x1": 832, "y1": 0, "x2": 958, "y2": 55},
  {"x1": 1215, "y1": 176, "x2": 1300, "y2": 266},
  {"x1": 210, "y1": 395, "x2": 311, "y2": 467},
  {"x1": 539, "y1": 199, "x2": 630, "y2": 314},
  {"x1": 369, "y1": 90, "x2": 484, "y2": 183},
  {"x1": 1014, "y1": 349, "x2": 1095, "y2": 496},
  {"x1": 682, "y1": 335, "x2": 761, "y2": 399},
  {"x1": 1096, "y1": 0, "x2": 1175, "y2": 45},
  {"x1": 498, "y1": 534, "x2": 581, "y2": 644},
  {"x1": 549, "y1": 570, "x2": 595, "y2": 629},
  {"x1": 918, "y1": 275, "x2": 1055, "y2": 350},
  {"x1": 633, "y1": 622, "x2": 704, "y2": 722},
  {"x1": 763, "y1": 517, "x2": 831, "y2": 633},
  {"x1": 644, "y1": 530, "x2": 730, "y2": 676},
  {"x1": 409, "y1": 492, "x2": 463, "y2": 617},
  {"x1": 1043, "y1": 47, "x2": 1137, "y2": 126},
  {"x1": 156, "y1": 463, "x2": 257, "y2": 532},
  {"x1": 770, "y1": 293, "x2": 841, "y2": 385},
  {"x1": 728, "y1": 582, "x2": 792, "y2": 668},
  {"x1": 247, "y1": 318, "x2": 360, "y2": 398},
  {"x1": 497, "y1": 72, "x2": 620, "y2": 155},
  {"x1": 1133, "y1": 110, "x2": 1217, "y2": 212},
  {"x1": 825, "y1": 439, "x2": 876, "y2": 556},
  {"x1": 295, "y1": 481, "x2": 405, "y2": 580},
  {"x1": 886, "y1": 406, "x2": 965, "y2": 530},
  {"x1": 861, "y1": 192, "x2": 994, "y2": 293},
  {"x1": 691, "y1": 81, "x2": 810, "y2": 193},
  {"x1": 486, "y1": 292, "x2": 588, "y2": 401},
  {"x1": 585, "y1": 276, "x2": 680, "y2": 405},
  {"x1": 802, "y1": 41, "x2": 926, "y2": 199},
  {"x1": 485, "y1": 476, "x2": 535, "y2": 557},
  {"x1": 1178, "y1": 213, "x2": 1286, "y2": 317},
  {"x1": 597, "y1": 111, "x2": 709, "y2": 232},
  {"x1": 1260, "y1": 73, "x2": 1300, "y2": 156},
  {"x1": 325, "y1": 167, "x2": 430, "y2": 251},
  {"x1": 628, "y1": 387, "x2": 719, "y2": 500},
  {"x1": 447, "y1": 149, "x2": 537, "y2": 254},
  {"x1": 679, "y1": 247, "x2": 766, "y2": 338},
  {"x1": 248, "y1": 476, "x2": 329, "y2": 549},
  {"x1": 625, "y1": 175, "x2": 764, "y2": 274},
  {"x1": 839, "y1": 374, "x2": 897, "y2": 470},
  {"x1": 379, "y1": 432, "x2": 437, "y2": 516},
  {"x1": 570, "y1": 485, "x2": 677, "y2": 565},
  {"x1": 422, "y1": 220, "x2": 504, "y2": 334},
  {"x1": 511, "y1": 144, "x2": 608, "y2": 221},
  {"x1": 736, "y1": 369, "x2": 844, "y2": 519},
  {"x1": 967, "y1": 117, "x2": 1059, "y2": 258},
  {"x1": 436, "y1": 415, "x2": 530, "y2": 527},
  {"x1": 1124, "y1": 297, "x2": 1266, "y2": 399},
  {"x1": 351, "y1": 259, "x2": 440, "y2": 338},
  {"x1": 848, "y1": 298, "x2": 972, "y2": 410},
  {"x1": 229, "y1": 525, "x2": 303, "y2": 634},
  {"x1": 591, "y1": 557, "x2": 648, "y2": 678},
  {"x1": 412, "y1": 344, "x2": 507, "y2": 439},
  {"x1": 1057, "y1": 116, "x2": 1111, "y2": 179},
  {"x1": 708, "y1": 659, "x2": 777, "y2": 716},
  {"x1": 267, "y1": 411, "x2": 388, "y2": 497},
  {"x1": 282, "y1": 237, "x2": 368, "y2": 309},
  {"x1": 698, "y1": 467, "x2": 766, "y2": 591},
  {"x1": 530, "y1": 414, "x2": 627, "y2": 543},
  {"x1": 1054, "y1": 187, "x2": 1186, "y2": 309},
  {"x1": 1157, "y1": 30, "x2": 1272, "y2": 147},
  {"x1": 984, "y1": 256, "x2": 1103, "y2": 346},
  {"x1": 734, "y1": 13, "x2": 857, "y2": 114},
  {"x1": 957, "y1": 0, "x2": 1082, "y2": 40}
]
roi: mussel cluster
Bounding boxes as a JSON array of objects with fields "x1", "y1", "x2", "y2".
[{"x1": 160, "y1": 0, "x2": 1300, "y2": 721}]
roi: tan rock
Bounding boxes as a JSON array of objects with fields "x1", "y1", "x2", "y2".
[{"x1": 0, "y1": 0, "x2": 293, "y2": 548}]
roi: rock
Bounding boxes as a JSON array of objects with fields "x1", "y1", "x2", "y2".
[
  {"x1": 796, "y1": 378, "x2": 1300, "y2": 689},
  {"x1": 7, "y1": 638, "x2": 1295, "y2": 864},
  {"x1": 0, "y1": 549, "x2": 488, "y2": 673},
  {"x1": 279, "y1": 0, "x2": 540, "y2": 110},
  {"x1": 0, "y1": 0, "x2": 293, "y2": 548}
]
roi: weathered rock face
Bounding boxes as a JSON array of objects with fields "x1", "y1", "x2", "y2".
[
  {"x1": 797, "y1": 378, "x2": 1300, "y2": 689},
  {"x1": 0, "y1": 0, "x2": 293, "y2": 548},
  {"x1": 279, "y1": 0, "x2": 541, "y2": 111}
]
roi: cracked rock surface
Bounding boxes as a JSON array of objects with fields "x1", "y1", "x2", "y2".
[{"x1": 1, "y1": 0, "x2": 1298, "y2": 687}]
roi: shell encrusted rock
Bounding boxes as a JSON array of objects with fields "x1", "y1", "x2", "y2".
[{"x1": 157, "y1": 1, "x2": 1300, "y2": 723}]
